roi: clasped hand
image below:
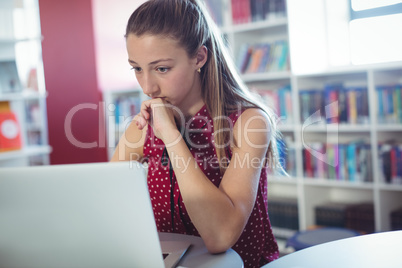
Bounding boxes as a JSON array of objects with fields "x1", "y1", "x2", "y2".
[{"x1": 135, "y1": 98, "x2": 182, "y2": 145}]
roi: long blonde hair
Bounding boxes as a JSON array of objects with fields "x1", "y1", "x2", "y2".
[{"x1": 126, "y1": 0, "x2": 283, "y2": 174}]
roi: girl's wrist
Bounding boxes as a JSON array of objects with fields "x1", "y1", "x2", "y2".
[{"x1": 161, "y1": 129, "x2": 182, "y2": 148}]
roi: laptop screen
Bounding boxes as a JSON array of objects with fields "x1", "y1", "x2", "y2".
[{"x1": 0, "y1": 162, "x2": 165, "y2": 268}]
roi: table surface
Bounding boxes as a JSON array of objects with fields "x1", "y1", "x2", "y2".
[
  {"x1": 263, "y1": 230, "x2": 402, "y2": 268},
  {"x1": 159, "y1": 232, "x2": 243, "y2": 268}
]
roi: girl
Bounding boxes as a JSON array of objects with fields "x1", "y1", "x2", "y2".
[{"x1": 112, "y1": 0, "x2": 283, "y2": 266}]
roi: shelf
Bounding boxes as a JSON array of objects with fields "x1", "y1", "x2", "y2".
[
  {"x1": 227, "y1": 17, "x2": 288, "y2": 33},
  {"x1": 300, "y1": 124, "x2": 372, "y2": 132},
  {"x1": 303, "y1": 178, "x2": 374, "y2": 189},
  {"x1": 376, "y1": 124, "x2": 402, "y2": 132},
  {"x1": 278, "y1": 124, "x2": 295, "y2": 132},
  {"x1": 0, "y1": 145, "x2": 52, "y2": 161},
  {"x1": 241, "y1": 71, "x2": 291, "y2": 82},
  {"x1": 0, "y1": 1, "x2": 50, "y2": 167},
  {"x1": 209, "y1": 0, "x2": 402, "y2": 234},
  {"x1": 0, "y1": 91, "x2": 47, "y2": 101},
  {"x1": 379, "y1": 184, "x2": 402, "y2": 192},
  {"x1": 268, "y1": 175, "x2": 298, "y2": 185},
  {"x1": 0, "y1": 36, "x2": 42, "y2": 44}
]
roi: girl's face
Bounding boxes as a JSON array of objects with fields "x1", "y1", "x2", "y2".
[{"x1": 126, "y1": 34, "x2": 204, "y2": 113}]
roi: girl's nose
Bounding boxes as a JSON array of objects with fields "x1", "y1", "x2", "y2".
[{"x1": 141, "y1": 74, "x2": 158, "y2": 98}]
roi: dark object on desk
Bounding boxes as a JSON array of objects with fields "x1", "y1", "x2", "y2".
[
  {"x1": 286, "y1": 227, "x2": 360, "y2": 251},
  {"x1": 391, "y1": 207, "x2": 402, "y2": 230}
]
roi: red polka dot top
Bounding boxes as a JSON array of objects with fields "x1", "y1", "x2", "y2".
[{"x1": 143, "y1": 105, "x2": 279, "y2": 268}]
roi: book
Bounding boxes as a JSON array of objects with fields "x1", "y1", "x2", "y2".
[
  {"x1": 358, "y1": 144, "x2": 372, "y2": 182},
  {"x1": 378, "y1": 143, "x2": 402, "y2": 184},
  {"x1": 245, "y1": 44, "x2": 265, "y2": 73},
  {"x1": 236, "y1": 44, "x2": 253, "y2": 73},
  {"x1": 396, "y1": 85, "x2": 402, "y2": 123},
  {"x1": 324, "y1": 83, "x2": 342, "y2": 123},
  {"x1": 379, "y1": 143, "x2": 393, "y2": 183},
  {"x1": 303, "y1": 148, "x2": 313, "y2": 178},
  {"x1": 391, "y1": 207, "x2": 402, "y2": 231},
  {"x1": 204, "y1": 0, "x2": 224, "y2": 26},
  {"x1": 268, "y1": 197, "x2": 299, "y2": 230},
  {"x1": 315, "y1": 202, "x2": 349, "y2": 228},
  {"x1": 310, "y1": 142, "x2": 325, "y2": 178},
  {"x1": 316, "y1": 202, "x2": 375, "y2": 234},
  {"x1": 299, "y1": 89, "x2": 324, "y2": 124},
  {"x1": 376, "y1": 85, "x2": 402, "y2": 124},
  {"x1": 327, "y1": 143, "x2": 336, "y2": 179},
  {"x1": 302, "y1": 141, "x2": 371, "y2": 182},
  {"x1": 345, "y1": 203, "x2": 375, "y2": 234},
  {"x1": 347, "y1": 141, "x2": 362, "y2": 182},
  {"x1": 236, "y1": 41, "x2": 289, "y2": 74},
  {"x1": 0, "y1": 106, "x2": 22, "y2": 152},
  {"x1": 230, "y1": 0, "x2": 287, "y2": 24},
  {"x1": 338, "y1": 144, "x2": 347, "y2": 181}
]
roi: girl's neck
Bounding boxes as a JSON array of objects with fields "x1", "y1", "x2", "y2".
[{"x1": 174, "y1": 98, "x2": 205, "y2": 125}]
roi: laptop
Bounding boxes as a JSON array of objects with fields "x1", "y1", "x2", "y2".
[{"x1": 0, "y1": 161, "x2": 190, "y2": 268}]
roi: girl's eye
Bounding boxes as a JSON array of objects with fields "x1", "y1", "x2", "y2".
[
  {"x1": 157, "y1": 67, "x2": 169, "y2": 73},
  {"x1": 131, "y1": 67, "x2": 142, "y2": 73}
]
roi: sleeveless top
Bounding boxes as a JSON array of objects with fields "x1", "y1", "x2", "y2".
[{"x1": 143, "y1": 105, "x2": 279, "y2": 268}]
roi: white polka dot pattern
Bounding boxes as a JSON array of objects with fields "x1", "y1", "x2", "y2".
[{"x1": 143, "y1": 105, "x2": 279, "y2": 267}]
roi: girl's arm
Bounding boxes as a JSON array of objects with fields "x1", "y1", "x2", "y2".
[
  {"x1": 161, "y1": 108, "x2": 271, "y2": 253},
  {"x1": 110, "y1": 116, "x2": 147, "y2": 163}
]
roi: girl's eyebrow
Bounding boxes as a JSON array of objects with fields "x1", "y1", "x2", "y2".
[{"x1": 128, "y1": 58, "x2": 174, "y2": 65}]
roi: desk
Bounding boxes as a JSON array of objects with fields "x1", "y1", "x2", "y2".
[
  {"x1": 263, "y1": 230, "x2": 402, "y2": 268},
  {"x1": 159, "y1": 232, "x2": 243, "y2": 268}
]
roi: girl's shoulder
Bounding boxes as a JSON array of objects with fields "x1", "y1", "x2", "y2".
[{"x1": 229, "y1": 107, "x2": 270, "y2": 128}]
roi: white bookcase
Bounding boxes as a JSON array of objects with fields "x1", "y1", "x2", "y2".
[
  {"x1": 0, "y1": 0, "x2": 51, "y2": 167},
  {"x1": 208, "y1": 0, "x2": 402, "y2": 235}
]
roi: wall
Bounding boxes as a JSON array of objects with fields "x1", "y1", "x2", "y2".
[
  {"x1": 38, "y1": 0, "x2": 107, "y2": 164},
  {"x1": 92, "y1": 0, "x2": 142, "y2": 91}
]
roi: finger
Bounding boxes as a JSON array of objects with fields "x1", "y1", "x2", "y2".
[
  {"x1": 133, "y1": 113, "x2": 148, "y2": 130},
  {"x1": 140, "y1": 100, "x2": 152, "y2": 120}
]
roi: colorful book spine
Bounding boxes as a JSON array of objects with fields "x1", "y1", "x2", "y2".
[
  {"x1": 300, "y1": 84, "x2": 369, "y2": 125},
  {"x1": 347, "y1": 143, "x2": 357, "y2": 181},
  {"x1": 230, "y1": 0, "x2": 287, "y2": 24},
  {"x1": 324, "y1": 84, "x2": 342, "y2": 123},
  {"x1": 396, "y1": 85, "x2": 402, "y2": 122},
  {"x1": 376, "y1": 85, "x2": 402, "y2": 124},
  {"x1": 327, "y1": 144, "x2": 336, "y2": 179},
  {"x1": 236, "y1": 41, "x2": 289, "y2": 74},
  {"x1": 252, "y1": 84, "x2": 292, "y2": 124},
  {"x1": 347, "y1": 89, "x2": 357, "y2": 124},
  {"x1": 204, "y1": 0, "x2": 224, "y2": 26},
  {"x1": 302, "y1": 142, "x2": 371, "y2": 182},
  {"x1": 338, "y1": 144, "x2": 347, "y2": 181}
]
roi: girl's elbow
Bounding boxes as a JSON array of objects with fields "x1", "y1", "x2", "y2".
[
  {"x1": 203, "y1": 229, "x2": 239, "y2": 254},
  {"x1": 204, "y1": 239, "x2": 231, "y2": 254}
]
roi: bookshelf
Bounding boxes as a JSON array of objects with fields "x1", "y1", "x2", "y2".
[
  {"x1": 101, "y1": 0, "x2": 402, "y2": 239},
  {"x1": 0, "y1": 0, "x2": 50, "y2": 167},
  {"x1": 103, "y1": 89, "x2": 147, "y2": 160},
  {"x1": 205, "y1": 0, "x2": 402, "y2": 237}
]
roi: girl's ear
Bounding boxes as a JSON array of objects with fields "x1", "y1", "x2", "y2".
[{"x1": 196, "y1": 45, "x2": 208, "y2": 69}]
